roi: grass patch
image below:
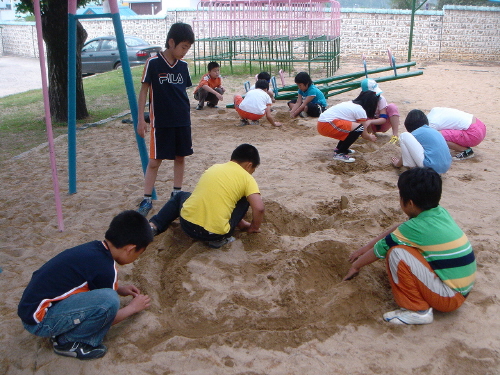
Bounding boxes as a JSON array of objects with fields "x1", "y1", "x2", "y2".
[{"x1": 0, "y1": 62, "x2": 252, "y2": 162}]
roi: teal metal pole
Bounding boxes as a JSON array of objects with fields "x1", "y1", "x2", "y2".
[
  {"x1": 67, "y1": 10, "x2": 77, "y2": 194},
  {"x1": 110, "y1": 11, "x2": 156, "y2": 199}
]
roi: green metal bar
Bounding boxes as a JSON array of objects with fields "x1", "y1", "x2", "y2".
[
  {"x1": 408, "y1": 0, "x2": 429, "y2": 69},
  {"x1": 226, "y1": 70, "x2": 424, "y2": 108},
  {"x1": 279, "y1": 62, "x2": 417, "y2": 92},
  {"x1": 274, "y1": 71, "x2": 423, "y2": 101}
]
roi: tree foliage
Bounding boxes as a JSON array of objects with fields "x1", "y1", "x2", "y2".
[{"x1": 17, "y1": 0, "x2": 91, "y2": 121}]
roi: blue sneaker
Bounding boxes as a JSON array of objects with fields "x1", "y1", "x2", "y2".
[
  {"x1": 53, "y1": 341, "x2": 107, "y2": 360},
  {"x1": 137, "y1": 199, "x2": 152, "y2": 217},
  {"x1": 208, "y1": 236, "x2": 235, "y2": 249}
]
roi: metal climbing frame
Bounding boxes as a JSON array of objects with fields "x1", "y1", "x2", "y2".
[{"x1": 193, "y1": 0, "x2": 341, "y2": 76}]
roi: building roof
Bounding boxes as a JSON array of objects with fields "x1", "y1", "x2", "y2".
[{"x1": 77, "y1": 6, "x2": 138, "y2": 16}]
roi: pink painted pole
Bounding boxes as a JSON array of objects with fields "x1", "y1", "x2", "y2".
[{"x1": 33, "y1": 0, "x2": 65, "y2": 231}]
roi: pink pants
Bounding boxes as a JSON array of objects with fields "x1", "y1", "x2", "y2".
[{"x1": 440, "y1": 118, "x2": 486, "y2": 148}]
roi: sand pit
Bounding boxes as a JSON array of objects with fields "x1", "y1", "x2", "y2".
[{"x1": 1, "y1": 60, "x2": 500, "y2": 374}]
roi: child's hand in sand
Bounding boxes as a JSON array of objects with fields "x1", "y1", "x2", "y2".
[
  {"x1": 128, "y1": 294, "x2": 151, "y2": 314},
  {"x1": 238, "y1": 219, "x2": 261, "y2": 234},
  {"x1": 273, "y1": 122, "x2": 283, "y2": 127},
  {"x1": 343, "y1": 266, "x2": 359, "y2": 281},
  {"x1": 247, "y1": 226, "x2": 262, "y2": 234},
  {"x1": 117, "y1": 284, "x2": 141, "y2": 297},
  {"x1": 391, "y1": 156, "x2": 403, "y2": 167}
]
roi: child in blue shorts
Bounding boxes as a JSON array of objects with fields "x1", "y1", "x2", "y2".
[
  {"x1": 136, "y1": 22, "x2": 195, "y2": 217},
  {"x1": 18, "y1": 211, "x2": 154, "y2": 360}
]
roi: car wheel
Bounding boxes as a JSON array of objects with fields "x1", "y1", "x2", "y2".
[{"x1": 114, "y1": 62, "x2": 122, "y2": 70}]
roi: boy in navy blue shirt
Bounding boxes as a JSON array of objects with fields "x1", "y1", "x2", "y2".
[
  {"x1": 137, "y1": 22, "x2": 196, "y2": 217},
  {"x1": 18, "y1": 211, "x2": 153, "y2": 360}
]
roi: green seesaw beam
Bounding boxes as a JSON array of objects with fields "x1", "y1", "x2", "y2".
[
  {"x1": 225, "y1": 68, "x2": 422, "y2": 108},
  {"x1": 278, "y1": 62, "x2": 417, "y2": 93},
  {"x1": 275, "y1": 70, "x2": 423, "y2": 100}
]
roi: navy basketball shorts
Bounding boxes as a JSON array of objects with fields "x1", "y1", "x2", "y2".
[{"x1": 149, "y1": 126, "x2": 193, "y2": 160}]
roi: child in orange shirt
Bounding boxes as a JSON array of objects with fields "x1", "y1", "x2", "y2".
[{"x1": 194, "y1": 61, "x2": 225, "y2": 110}]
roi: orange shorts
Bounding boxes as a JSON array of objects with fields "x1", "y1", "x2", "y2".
[
  {"x1": 317, "y1": 119, "x2": 352, "y2": 141},
  {"x1": 234, "y1": 95, "x2": 264, "y2": 121},
  {"x1": 386, "y1": 245, "x2": 466, "y2": 312}
]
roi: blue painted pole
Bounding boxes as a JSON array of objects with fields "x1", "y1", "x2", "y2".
[
  {"x1": 109, "y1": 8, "x2": 156, "y2": 199},
  {"x1": 67, "y1": 5, "x2": 77, "y2": 194}
]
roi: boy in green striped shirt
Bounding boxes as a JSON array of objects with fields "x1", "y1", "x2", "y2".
[{"x1": 344, "y1": 167, "x2": 475, "y2": 325}]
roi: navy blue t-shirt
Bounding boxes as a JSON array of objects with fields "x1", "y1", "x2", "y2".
[
  {"x1": 141, "y1": 53, "x2": 192, "y2": 128},
  {"x1": 18, "y1": 240, "x2": 117, "y2": 325}
]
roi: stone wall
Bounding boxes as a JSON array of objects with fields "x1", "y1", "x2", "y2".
[{"x1": 0, "y1": 6, "x2": 498, "y2": 62}]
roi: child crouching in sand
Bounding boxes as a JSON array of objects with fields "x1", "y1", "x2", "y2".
[
  {"x1": 343, "y1": 167, "x2": 475, "y2": 325},
  {"x1": 317, "y1": 90, "x2": 378, "y2": 163},
  {"x1": 234, "y1": 79, "x2": 282, "y2": 127},
  {"x1": 18, "y1": 211, "x2": 154, "y2": 359}
]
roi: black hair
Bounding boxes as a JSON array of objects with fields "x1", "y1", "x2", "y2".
[
  {"x1": 230, "y1": 144, "x2": 260, "y2": 167},
  {"x1": 257, "y1": 71, "x2": 271, "y2": 81},
  {"x1": 294, "y1": 72, "x2": 313, "y2": 88},
  {"x1": 352, "y1": 90, "x2": 379, "y2": 118},
  {"x1": 166, "y1": 22, "x2": 195, "y2": 49},
  {"x1": 398, "y1": 167, "x2": 442, "y2": 211},
  {"x1": 105, "y1": 210, "x2": 153, "y2": 250},
  {"x1": 207, "y1": 61, "x2": 220, "y2": 72},
  {"x1": 255, "y1": 79, "x2": 269, "y2": 91},
  {"x1": 404, "y1": 109, "x2": 429, "y2": 133}
]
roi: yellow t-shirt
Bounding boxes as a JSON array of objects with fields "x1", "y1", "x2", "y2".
[{"x1": 180, "y1": 161, "x2": 260, "y2": 234}]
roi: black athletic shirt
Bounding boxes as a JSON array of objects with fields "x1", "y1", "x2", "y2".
[
  {"x1": 18, "y1": 240, "x2": 117, "y2": 325},
  {"x1": 141, "y1": 53, "x2": 192, "y2": 128}
]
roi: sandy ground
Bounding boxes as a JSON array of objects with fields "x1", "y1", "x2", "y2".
[{"x1": 1, "y1": 60, "x2": 500, "y2": 374}]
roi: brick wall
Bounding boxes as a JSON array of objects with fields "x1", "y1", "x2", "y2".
[{"x1": 1, "y1": 6, "x2": 498, "y2": 62}]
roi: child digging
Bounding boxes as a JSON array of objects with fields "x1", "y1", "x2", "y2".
[
  {"x1": 343, "y1": 167, "x2": 476, "y2": 325},
  {"x1": 234, "y1": 79, "x2": 282, "y2": 127},
  {"x1": 18, "y1": 211, "x2": 154, "y2": 359}
]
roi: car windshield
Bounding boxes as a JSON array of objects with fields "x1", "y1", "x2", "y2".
[{"x1": 125, "y1": 37, "x2": 148, "y2": 47}]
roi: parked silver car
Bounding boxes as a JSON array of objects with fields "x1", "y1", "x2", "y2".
[{"x1": 81, "y1": 35, "x2": 161, "y2": 74}]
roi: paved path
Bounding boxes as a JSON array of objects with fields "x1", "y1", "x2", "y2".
[{"x1": 0, "y1": 56, "x2": 44, "y2": 98}]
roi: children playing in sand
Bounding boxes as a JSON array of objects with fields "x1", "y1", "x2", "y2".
[
  {"x1": 194, "y1": 61, "x2": 225, "y2": 110},
  {"x1": 136, "y1": 22, "x2": 195, "y2": 217},
  {"x1": 149, "y1": 144, "x2": 265, "y2": 248},
  {"x1": 427, "y1": 107, "x2": 486, "y2": 160},
  {"x1": 18, "y1": 211, "x2": 154, "y2": 359},
  {"x1": 360, "y1": 78, "x2": 400, "y2": 142},
  {"x1": 234, "y1": 79, "x2": 282, "y2": 127},
  {"x1": 250, "y1": 71, "x2": 276, "y2": 102},
  {"x1": 391, "y1": 109, "x2": 452, "y2": 174},
  {"x1": 317, "y1": 91, "x2": 378, "y2": 162},
  {"x1": 288, "y1": 72, "x2": 327, "y2": 118},
  {"x1": 344, "y1": 167, "x2": 475, "y2": 325}
]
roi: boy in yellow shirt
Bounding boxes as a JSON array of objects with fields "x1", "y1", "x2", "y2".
[{"x1": 149, "y1": 144, "x2": 264, "y2": 248}]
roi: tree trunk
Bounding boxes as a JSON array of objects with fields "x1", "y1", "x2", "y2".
[{"x1": 42, "y1": 5, "x2": 88, "y2": 122}]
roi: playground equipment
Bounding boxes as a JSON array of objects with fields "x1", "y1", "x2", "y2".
[
  {"x1": 226, "y1": 58, "x2": 423, "y2": 109},
  {"x1": 33, "y1": 0, "x2": 153, "y2": 230},
  {"x1": 67, "y1": 0, "x2": 151, "y2": 197},
  {"x1": 193, "y1": 0, "x2": 341, "y2": 76}
]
